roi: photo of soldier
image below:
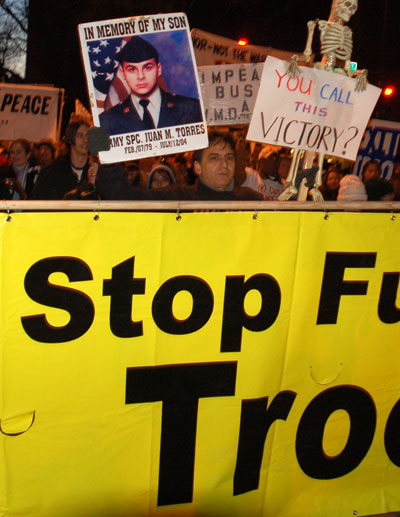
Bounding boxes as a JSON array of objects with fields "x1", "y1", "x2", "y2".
[{"x1": 98, "y1": 35, "x2": 203, "y2": 136}]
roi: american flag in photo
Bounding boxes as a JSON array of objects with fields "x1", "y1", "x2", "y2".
[{"x1": 87, "y1": 37, "x2": 130, "y2": 113}]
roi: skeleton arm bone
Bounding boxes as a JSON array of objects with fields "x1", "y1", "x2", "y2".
[
  {"x1": 287, "y1": 19, "x2": 319, "y2": 78},
  {"x1": 303, "y1": 20, "x2": 317, "y2": 61},
  {"x1": 278, "y1": 149, "x2": 302, "y2": 200},
  {"x1": 310, "y1": 153, "x2": 324, "y2": 201},
  {"x1": 287, "y1": 19, "x2": 319, "y2": 79}
]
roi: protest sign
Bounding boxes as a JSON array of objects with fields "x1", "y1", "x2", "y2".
[
  {"x1": 241, "y1": 169, "x2": 286, "y2": 199},
  {"x1": 1, "y1": 210, "x2": 400, "y2": 516},
  {"x1": 353, "y1": 118, "x2": 400, "y2": 179},
  {"x1": 247, "y1": 57, "x2": 381, "y2": 160},
  {"x1": 191, "y1": 28, "x2": 295, "y2": 66},
  {"x1": 0, "y1": 84, "x2": 60, "y2": 141},
  {"x1": 198, "y1": 63, "x2": 263, "y2": 125},
  {"x1": 78, "y1": 14, "x2": 207, "y2": 163}
]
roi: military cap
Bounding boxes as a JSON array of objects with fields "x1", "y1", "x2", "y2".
[{"x1": 117, "y1": 36, "x2": 159, "y2": 64}]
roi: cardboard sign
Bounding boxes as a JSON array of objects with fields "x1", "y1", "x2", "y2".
[
  {"x1": 78, "y1": 14, "x2": 208, "y2": 163},
  {"x1": 247, "y1": 57, "x2": 381, "y2": 160},
  {"x1": 0, "y1": 84, "x2": 60, "y2": 141},
  {"x1": 198, "y1": 63, "x2": 263, "y2": 125}
]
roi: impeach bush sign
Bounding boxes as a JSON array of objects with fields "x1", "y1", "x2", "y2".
[
  {"x1": 247, "y1": 56, "x2": 381, "y2": 160},
  {"x1": 198, "y1": 63, "x2": 263, "y2": 125}
]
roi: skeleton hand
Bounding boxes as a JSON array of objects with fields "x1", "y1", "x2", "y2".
[
  {"x1": 287, "y1": 55, "x2": 300, "y2": 79},
  {"x1": 310, "y1": 188, "x2": 324, "y2": 202},
  {"x1": 354, "y1": 69, "x2": 368, "y2": 92},
  {"x1": 278, "y1": 183, "x2": 298, "y2": 201}
]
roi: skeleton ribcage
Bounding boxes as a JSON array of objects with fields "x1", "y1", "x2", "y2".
[{"x1": 321, "y1": 25, "x2": 352, "y2": 61}]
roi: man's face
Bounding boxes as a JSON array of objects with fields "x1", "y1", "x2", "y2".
[
  {"x1": 194, "y1": 141, "x2": 236, "y2": 191},
  {"x1": 363, "y1": 163, "x2": 380, "y2": 182},
  {"x1": 72, "y1": 124, "x2": 89, "y2": 156},
  {"x1": 121, "y1": 58, "x2": 162, "y2": 98},
  {"x1": 278, "y1": 158, "x2": 291, "y2": 180},
  {"x1": 38, "y1": 145, "x2": 53, "y2": 168}
]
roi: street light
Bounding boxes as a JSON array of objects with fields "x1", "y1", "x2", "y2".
[{"x1": 383, "y1": 86, "x2": 396, "y2": 98}]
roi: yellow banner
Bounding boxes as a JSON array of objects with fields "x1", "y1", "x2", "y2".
[{"x1": 0, "y1": 211, "x2": 399, "y2": 516}]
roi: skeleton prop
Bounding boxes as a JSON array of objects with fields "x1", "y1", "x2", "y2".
[{"x1": 279, "y1": 0, "x2": 368, "y2": 201}]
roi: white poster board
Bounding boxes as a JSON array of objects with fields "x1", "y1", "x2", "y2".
[
  {"x1": 191, "y1": 28, "x2": 295, "y2": 66},
  {"x1": 247, "y1": 57, "x2": 381, "y2": 161},
  {"x1": 78, "y1": 13, "x2": 208, "y2": 164},
  {"x1": 199, "y1": 64, "x2": 263, "y2": 125},
  {"x1": 0, "y1": 84, "x2": 59, "y2": 141}
]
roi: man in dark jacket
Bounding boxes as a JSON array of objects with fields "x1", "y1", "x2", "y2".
[
  {"x1": 32, "y1": 119, "x2": 90, "y2": 199},
  {"x1": 95, "y1": 130, "x2": 263, "y2": 201},
  {"x1": 99, "y1": 36, "x2": 202, "y2": 136}
]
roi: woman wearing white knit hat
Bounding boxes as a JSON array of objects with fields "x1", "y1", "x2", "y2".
[{"x1": 337, "y1": 174, "x2": 367, "y2": 201}]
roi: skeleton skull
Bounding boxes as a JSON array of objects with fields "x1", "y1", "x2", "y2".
[{"x1": 332, "y1": 0, "x2": 358, "y2": 23}]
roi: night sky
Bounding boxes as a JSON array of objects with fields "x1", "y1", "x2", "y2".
[{"x1": 26, "y1": 0, "x2": 400, "y2": 123}]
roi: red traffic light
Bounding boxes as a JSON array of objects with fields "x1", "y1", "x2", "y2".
[
  {"x1": 383, "y1": 86, "x2": 396, "y2": 97},
  {"x1": 237, "y1": 38, "x2": 248, "y2": 46}
]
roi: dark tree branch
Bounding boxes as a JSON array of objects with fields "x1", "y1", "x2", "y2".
[{"x1": 0, "y1": 0, "x2": 27, "y2": 33}]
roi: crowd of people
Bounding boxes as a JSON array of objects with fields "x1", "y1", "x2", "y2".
[{"x1": 0, "y1": 116, "x2": 399, "y2": 203}]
